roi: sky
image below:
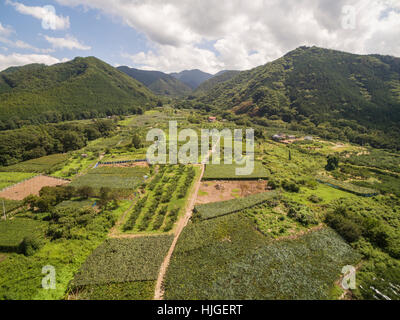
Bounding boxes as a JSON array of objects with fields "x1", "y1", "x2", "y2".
[{"x1": 0, "y1": 0, "x2": 399, "y2": 73}]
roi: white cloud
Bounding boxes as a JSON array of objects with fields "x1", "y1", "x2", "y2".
[
  {"x1": 0, "y1": 36, "x2": 54, "y2": 53},
  {"x1": 0, "y1": 22, "x2": 14, "y2": 37},
  {"x1": 123, "y1": 44, "x2": 223, "y2": 73},
  {"x1": 0, "y1": 53, "x2": 64, "y2": 71},
  {"x1": 44, "y1": 35, "x2": 91, "y2": 50},
  {"x1": 7, "y1": 0, "x2": 70, "y2": 30},
  {"x1": 55, "y1": 0, "x2": 400, "y2": 72}
]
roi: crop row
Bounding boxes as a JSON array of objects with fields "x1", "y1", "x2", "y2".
[
  {"x1": 70, "y1": 167, "x2": 149, "y2": 190},
  {"x1": 72, "y1": 235, "x2": 173, "y2": 287},
  {"x1": 176, "y1": 167, "x2": 196, "y2": 199},
  {"x1": 164, "y1": 213, "x2": 361, "y2": 300},
  {"x1": 123, "y1": 165, "x2": 195, "y2": 232}
]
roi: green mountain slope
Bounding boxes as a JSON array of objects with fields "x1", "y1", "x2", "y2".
[
  {"x1": 197, "y1": 46, "x2": 400, "y2": 149},
  {"x1": 117, "y1": 66, "x2": 192, "y2": 96},
  {"x1": 0, "y1": 57, "x2": 156, "y2": 129},
  {"x1": 195, "y1": 70, "x2": 240, "y2": 94}
]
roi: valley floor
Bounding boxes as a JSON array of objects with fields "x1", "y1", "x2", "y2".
[{"x1": 0, "y1": 108, "x2": 399, "y2": 300}]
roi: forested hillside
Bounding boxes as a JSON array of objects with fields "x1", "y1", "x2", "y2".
[
  {"x1": 0, "y1": 57, "x2": 156, "y2": 130},
  {"x1": 195, "y1": 46, "x2": 400, "y2": 149},
  {"x1": 195, "y1": 70, "x2": 240, "y2": 94},
  {"x1": 0, "y1": 119, "x2": 115, "y2": 166},
  {"x1": 117, "y1": 66, "x2": 192, "y2": 97}
]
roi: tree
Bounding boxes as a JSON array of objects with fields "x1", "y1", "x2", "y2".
[
  {"x1": 325, "y1": 155, "x2": 339, "y2": 171},
  {"x1": 131, "y1": 134, "x2": 142, "y2": 149},
  {"x1": 61, "y1": 131, "x2": 85, "y2": 152},
  {"x1": 24, "y1": 195, "x2": 40, "y2": 211},
  {"x1": 98, "y1": 187, "x2": 112, "y2": 209},
  {"x1": 36, "y1": 196, "x2": 54, "y2": 213},
  {"x1": 78, "y1": 186, "x2": 94, "y2": 199}
]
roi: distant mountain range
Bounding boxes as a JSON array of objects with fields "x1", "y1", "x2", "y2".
[
  {"x1": 170, "y1": 69, "x2": 213, "y2": 89},
  {"x1": 118, "y1": 67, "x2": 235, "y2": 96},
  {"x1": 117, "y1": 66, "x2": 192, "y2": 97},
  {"x1": 0, "y1": 57, "x2": 156, "y2": 129}
]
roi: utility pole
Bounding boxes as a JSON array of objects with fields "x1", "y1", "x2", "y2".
[{"x1": 2, "y1": 199, "x2": 6, "y2": 221}]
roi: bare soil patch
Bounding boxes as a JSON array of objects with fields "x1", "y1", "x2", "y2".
[
  {"x1": 99, "y1": 161, "x2": 149, "y2": 168},
  {"x1": 0, "y1": 176, "x2": 69, "y2": 200},
  {"x1": 195, "y1": 180, "x2": 268, "y2": 205}
]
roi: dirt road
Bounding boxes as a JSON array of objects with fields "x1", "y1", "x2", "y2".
[{"x1": 154, "y1": 140, "x2": 219, "y2": 300}]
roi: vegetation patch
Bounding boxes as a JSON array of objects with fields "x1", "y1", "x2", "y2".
[
  {"x1": 0, "y1": 198, "x2": 24, "y2": 214},
  {"x1": 0, "y1": 219, "x2": 46, "y2": 253},
  {"x1": 72, "y1": 235, "x2": 173, "y2": 287},
  {"x1": 193, "y1": 191, "x2": 279, "y2": 220},
  {"x1": 70, "y1": 167, "x2": 149, "y2": 191},
  {"x1": 72, "y1": 281, "x2": 155, "y2": 300},
  {"x1": 164, "y1": 213, "x2": 360, "y2": 299}
]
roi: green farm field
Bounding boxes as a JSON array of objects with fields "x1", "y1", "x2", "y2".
[
  {"x1": 0, "y1": 172, "x2": 37, "y2": 190},
  {"x1": 122, "y1": 165, "x2": 200, "y2": 234},
  {"x1": 70, "y1": 167, "x2": 149, "y2": 191},
  {"x1": 203, "y1": 161, "x2": 269, "y2": 180},
  {"x1": 0, "y1": 219, "x2": 47, "y2": 252},
  {"x1": 194, "y1": 191, "x2": 279, "y2": 220},
  {"x1": 164, "y1": 213, "x2": 361, "y2": 300},
  {"x1": 0, "y1": 154, "x2": 69, "y2": 174},
  {"x1": 72, "y1": 235, "x2": 173, "y2": 286}
]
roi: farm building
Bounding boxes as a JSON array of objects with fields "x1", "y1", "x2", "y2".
[{"x1": 272, "y1": 134, "x2": 286, "y2": 141}]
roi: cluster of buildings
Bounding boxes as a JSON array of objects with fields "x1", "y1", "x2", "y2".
[{"x1": 272, "y1": 133, "x2": 313, "y2": 143}]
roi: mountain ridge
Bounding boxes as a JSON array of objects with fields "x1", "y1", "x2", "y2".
[
  {"x1": 0, "y1": 57, "x2": 156, "y2": 129},
  {"x1": 170, "y1": 69, "x2": 213, "y2": 89},
  {"x1": 194, "y1": 46, "x2": 400, "y2": 149}
]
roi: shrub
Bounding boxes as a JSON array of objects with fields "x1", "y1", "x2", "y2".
[
  {"x1": 282, "y1": 180, "x2": 300, "y2": 193},
  {"x1": 308, "y1": 194, "x2": 323, "y2": 203},
  {"x1": 325, "y1": 155, "x2": 339, "y2": 171},
  {"x1": 325, "y1": 212, "x2": 362, "y2": 243},
  {"x1": 18, "y1": 236, "x2": 42, "y2": 256},
  {"x1": 287, "y1": 203, "x2": 318, "y2": 226}
]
